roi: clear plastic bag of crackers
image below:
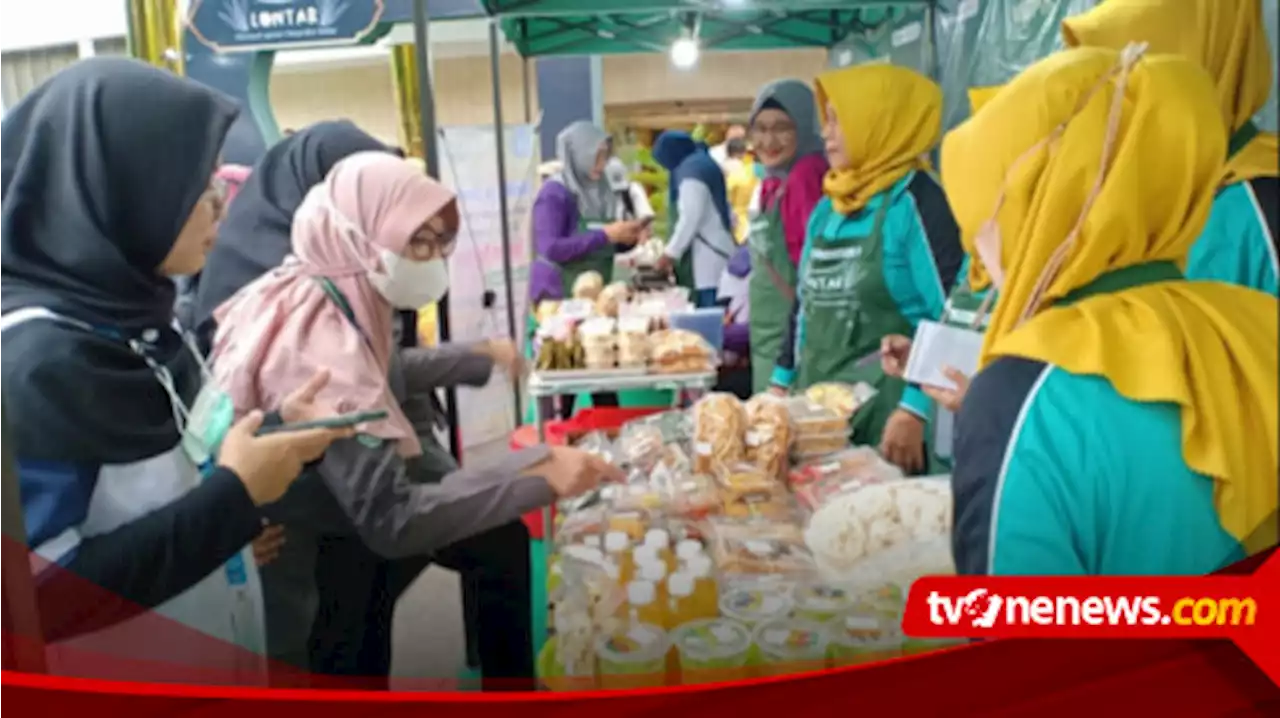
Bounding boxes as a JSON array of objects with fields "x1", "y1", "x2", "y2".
[
  {"x1": 707, "y1": 516, "x2": 817, "y2": 580},
  {"x1": 743, "y1": 393, "x2": 791, "y2": 481},
  {"x1": 691, "y1": 392, "x2": 745, "y2": 475},
  {"x1": 649, "y1": 328, "x2": 718, "y2": 375}
]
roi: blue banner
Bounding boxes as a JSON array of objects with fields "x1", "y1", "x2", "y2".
[{"x1": 187, "y1": 0, "x2": 387, "y2": 53}]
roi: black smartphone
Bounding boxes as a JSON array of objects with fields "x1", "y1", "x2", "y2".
[{"x1": 256, "y1": 410, "x2": 389, "y2": 436}]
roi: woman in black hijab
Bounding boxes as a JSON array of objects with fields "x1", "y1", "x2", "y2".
[
  {"x1": 191, "y1": 120, "x2": 390, "y2": 344},
  {"x1": 0, "y1": 59, "x2": 344, "y2": 666}
]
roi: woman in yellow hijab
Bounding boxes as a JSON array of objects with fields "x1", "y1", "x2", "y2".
[
  {"x1": 770, "y1": 65, "x2": 964, "y2": 474},
  {"x1": 945, "y1": 45, "x2": 1278, "y2": 577},
  {"x1": 1063, "y1": 0, "x2": 1278, "y2": 296}
]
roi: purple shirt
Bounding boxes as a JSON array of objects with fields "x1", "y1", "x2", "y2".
[{"x1": 529, "y1": 180, "x2": 609, "y2": 303}]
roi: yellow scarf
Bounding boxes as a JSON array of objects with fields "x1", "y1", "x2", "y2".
[
  {"x1": 941, "y1": 47, "x2": 1278, "y2": 555},
  {"x1": 1062, "y1": 0, "x2": 1278, "y2": 184},
  {"x1": 815, "y1": 65, "x2": 942, "y2": 215}
]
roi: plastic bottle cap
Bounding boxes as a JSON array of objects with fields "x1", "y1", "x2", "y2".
[
  {"x1": 667, "y1": 572, "x2": 694, "y2": 597},
  {"x1": 644, "y1": 528, "x2": 671, "y2": 548},
  {"x1": 628, "y1": 580, "x2": 656, "y2": 606},
  {"x1": 633, "y1": 544, "x2": 660, "y2": 565},
  {"x1": 604, "y1": 531, "x2": 630, "y2": 553},
  {"x1": 688, "y1": 555, "x2": 714, "y2": 578},
  {"x1": 638, "y1": 561, "x2": 667, "y2": 582},
  {"x1": 675, "y1": 540, "x2": 704, "y2": 561}
]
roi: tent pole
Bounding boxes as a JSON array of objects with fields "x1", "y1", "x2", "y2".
[
  {"x1": 412, "y1": 0, "x2": 462, "y2": 463},
  {"x1": 489, "y1": 19, "x2": 523, "y2": 428},
  {"x1": 522, "y1": 56, "x2": 533, "y2": 124}
]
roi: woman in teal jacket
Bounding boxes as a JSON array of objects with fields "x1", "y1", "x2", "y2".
[
  {"x1": 1063, "y1": 0, "x2": 1279, "y2": 296},
  {"x1": 772, "y1": 65, "x2": 963, "y2": 474}
]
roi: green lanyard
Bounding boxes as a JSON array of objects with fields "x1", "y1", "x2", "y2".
[
  {"x1": 314, "y1": 277, "x2": 374, "y2": 349},
  {"x1": 1228, "y1": 120, "x2": 1260, "y2": 161}
]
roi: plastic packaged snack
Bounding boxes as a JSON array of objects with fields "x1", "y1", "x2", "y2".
[
  {"x1": 803, "y1": 477, "x2": 954, "y2": 585},
  {"x1": 575, "y1": 430, "x2": 619, "y2": 465},
  {"x1": 650, "y1": 328, "x2": 716, "y2": 374},
  {"x1": 616, "y1": 315, "x2": 651, "y2": 368},
  {"x1": 709, "y1": 518, "x2": 815, "y2": 577},
  {"x1": 743, "y1": 394, "x2": 791, "y2": 480},
  {"x1": 792, "y1": 581, "x2": 861, "y2": 624},
  {"x1": 717, "y1": 584, "x2": 794, "y2": 628},
  {"x1": 578, "y1": 317, "x2": 618, "y2": 370},
  {"x1": 595, "y1": 622, "x2": 670, "y2": 690},
  {"x1": 826, "y1": 613, "x2": 903, "y2": 667},
  {"x1": 720, "y1": 483, "x2": 797, "y2": 521},
  {"x1": 595, "y1": 282, "x2": 631, "y2": 318},
  {"x1": 668, "y1": 474, "x2": 720, "y2": 519},
  {"x1": 790, "y1": 431, "x2": 851, "y2": 457},
  {"x1": 610, "y1": 483, "x2": 669, "y2": 512},
  {"x1": 615, "y1": 421, "x2": 665, "y2": 472},
  {"x1": 672, "y1": 619, "x2": 754, "y2": 685},
  {"x1": 692, "y1": 393, "x2": 745, "y2": 475},
  {"x1": 790, "y1": 449, "x2": 904, "y2": 511},
  {"x1": 788, "y1": 447, "x2": 901, "y2": 488},
  {"x1": 786, "y1": 397, "x2": 850, "y2": 435},
  {"x1": 803, "y1": 382, "x2": 878, "y2": 419},
  {"x1": 572, "y1": 270, "x2": 605, "y2": 300},
  {"x1": 753, "y1": 618, "x2": 831, "y2": 678}
]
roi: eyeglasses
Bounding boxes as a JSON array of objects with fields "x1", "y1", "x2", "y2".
[
  {"x1": 750, "y1": 122, "x2": 797, "y2": 141},
  {"x1": 410, "y1": 220, "x2": 459, "y2": 259}
]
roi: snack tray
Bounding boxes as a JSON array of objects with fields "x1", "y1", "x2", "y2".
[{"x1": 527, "y1": 370, "x2": 717, "y2": 397}]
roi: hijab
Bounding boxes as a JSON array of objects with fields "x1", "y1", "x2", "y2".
[
  {"x1": 551, "y1": 121, "x2": 614, "y2": 220},
  {"x1": 816, "y1": 65, "x2": 943, "y2": 215},
  {"x1": 1, "y1": 58, "x2": 237, "y2": 463},
  {"x1": 652, "y1": 130, "x2": 733, "y2": 232},
  {"x1": 210, "y1": 152, "x2": 458, "y2": 458},
  {"x1": 942, "y1": 46, "x2": 1277, "y2": 555},
  {"x1": 1062, "y1": 0, "x2": 1277, "y2": 185},
  {"x1": 192, "y1": 120, "x2": 389, "y2": 340},
  {"x1": 749, "y1": 79, "x2": 824, "y2": 180}
]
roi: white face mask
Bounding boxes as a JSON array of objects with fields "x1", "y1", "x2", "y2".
[{"x1": 371, "y1": 249, "x2": 449, "y2": 309}]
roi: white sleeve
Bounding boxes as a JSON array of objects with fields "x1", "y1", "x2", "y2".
[{"x1": 665, "y1": 179, "x2": 711, "y2": 260}]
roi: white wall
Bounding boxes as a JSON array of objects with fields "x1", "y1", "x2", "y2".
[{"x1": 0, "y1": 0, "x2": 129, "y2": 51}]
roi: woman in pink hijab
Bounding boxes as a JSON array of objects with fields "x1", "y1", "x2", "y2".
[{"x1": 210, "y1": 152, "x2": 620, "y2": 689}]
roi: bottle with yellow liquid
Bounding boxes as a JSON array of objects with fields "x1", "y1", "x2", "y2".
[
  {"x1": 686, "y1": 554, "x2": 720, "y2": 620},
  {"x1": 635, "y1": 555, "x2": 669, "y2": 624},
  {"x1": 643, "y1": 528, "x2": 676, "y2": 573},
  {"x1": 604, "y1": 530, "x2": 635, "y2": 588}
]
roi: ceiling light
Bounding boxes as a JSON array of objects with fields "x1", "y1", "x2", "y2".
[{"x1": 670, "y1": 37, "x2": 699, "y2": 69}]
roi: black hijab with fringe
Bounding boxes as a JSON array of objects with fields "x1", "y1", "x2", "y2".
[
  {"x1": 2, "y1": 58, "x2": 238, "y2": 463},
  {"x1": 191, "y1": 120, "x2": 390, "y2": 344}
]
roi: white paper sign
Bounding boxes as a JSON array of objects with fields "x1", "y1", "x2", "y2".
[{"x1": 902, "y1": 320, "x2": 984, "y2": 390}]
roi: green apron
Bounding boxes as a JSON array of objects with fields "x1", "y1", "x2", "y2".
[
  {"x1": 927, "y1": 279, "x2": 992, "y2": 472},
  {"x1": 747, "y1": 189, "x2": 797, "y2": 394},
  {"x1": 796, "y1": 198, "x2": 912, "y2": 447},
  {"x1": 668, "y1": 202, "x2": 697, "y2": 292},
  {"x1": 549, "y1": 216, "x2": 616, "y2": 296}
]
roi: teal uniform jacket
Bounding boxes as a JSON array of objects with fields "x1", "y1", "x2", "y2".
[
  {"x1": 952, "y1": 356, "x2": 1245, "y2": 576},
  {"x1": 1186, "y1": 176, "x2": 1279, "y2": 296},
  {"x1": 899, "y1": 254, "x2": 992, "y2": 422},
  {"x1": 771, "y1": 171, "x2": 964, "y2": 387}
]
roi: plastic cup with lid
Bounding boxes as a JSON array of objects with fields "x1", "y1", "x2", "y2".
[
  {"x1": 672, "y1": 618, "x2": 753, "y2": 684},
  {"x1": 753, "y1": 617, "x2": 831, "y2": 677}
]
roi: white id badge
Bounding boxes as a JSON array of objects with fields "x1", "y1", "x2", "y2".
[{"x1": 902, "y1": 320, "x2": 984, "y2": 390}]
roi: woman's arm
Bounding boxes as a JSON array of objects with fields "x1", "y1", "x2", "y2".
[
  {"x1": 664, "y1": 179, "x2": 710, "y2": 261},
  {"x1": 316, "y1": 439, "x2": 556, "y2": 559},
  {"x1": 399, "y1": 343, "x2": 494, "y2": 394},
  {"x1": 534, "y1": 182, "x2": 609, "y2": 264}
]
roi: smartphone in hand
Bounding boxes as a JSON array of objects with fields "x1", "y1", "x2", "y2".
[{"x1": 256, "y1": 410, "x2": 389, "y2": 436}]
